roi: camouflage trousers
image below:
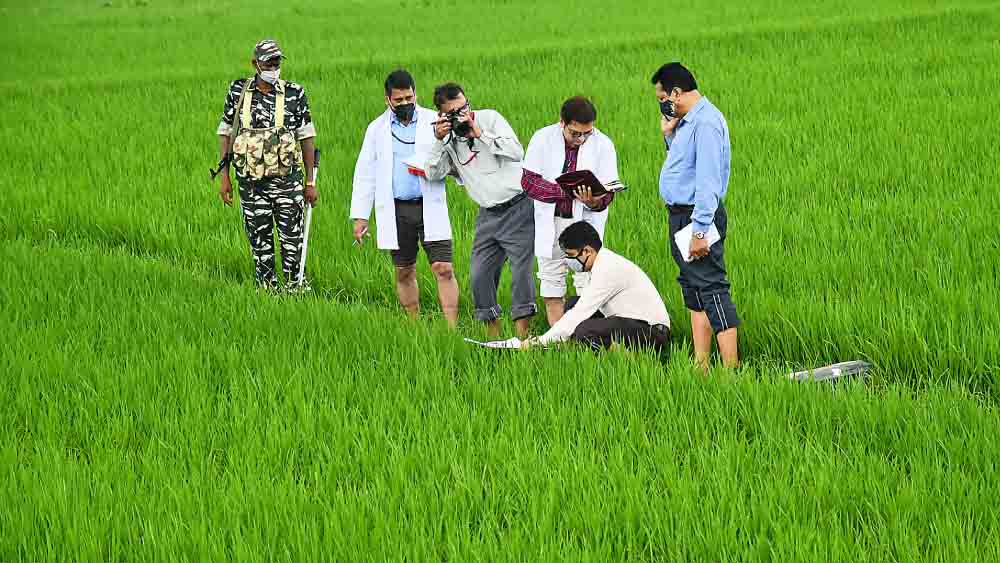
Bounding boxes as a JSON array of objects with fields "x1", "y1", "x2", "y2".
[{"x1": 237, "y1": 175, "x2": 308, "y2": 291}]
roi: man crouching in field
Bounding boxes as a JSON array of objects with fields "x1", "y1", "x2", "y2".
[
  {"x1": 520, "y1": 221, "x2": 671, "y2": 352},
  {"x1": 216, "y1": 39, "x2": 319, "y2": 292},
  {"x1": 654, "y1": 62, "x2": 740, "y2": 370},
  {"x1": 350, "y1": 69, "x2": 460, "y2": 326}
]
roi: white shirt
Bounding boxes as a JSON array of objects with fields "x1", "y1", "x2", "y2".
[{"x1": 537, "y1": 249, "x2": 671, "y2": 345}]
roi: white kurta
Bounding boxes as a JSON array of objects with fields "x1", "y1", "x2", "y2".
[
  {"x1": 350, "y1": 106, "x2": 452, "y2": 250},
  {"x1": 522, "y1": 123, "x2": 620, "y2": 259}
]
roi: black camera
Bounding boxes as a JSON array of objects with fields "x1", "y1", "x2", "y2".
[{"x1": 445, "y1": 108, "x2": 472, "y2": 137}]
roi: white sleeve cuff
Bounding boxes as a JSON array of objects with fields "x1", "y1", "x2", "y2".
[
  {"x1": 537, "y1": 329, "x2": 568, "y2": 347},
  {"x1": 295, "y1": 122, "x2": 317, "y2": 140},
  {"x1": 217, "y1": 121, "x2": 233, "y2": 136}
]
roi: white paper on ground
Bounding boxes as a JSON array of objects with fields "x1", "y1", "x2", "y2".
[
  {"x1": 673, "y1": 222, "x2": 721, "y2": 262},
  {"x1": 463, "y1": 337, "x2": 522, "y2": 349}
]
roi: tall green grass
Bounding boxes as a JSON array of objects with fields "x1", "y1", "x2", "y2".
[
  {"x1": 2, "y1": 0, "x2": 1000, "y2": 559},
  {"x1": 5, "y1": 0, "x2": 998, "y2": 385},
  {"x1": 4, "y1": 240, "x2": 999, "y2": 560}
]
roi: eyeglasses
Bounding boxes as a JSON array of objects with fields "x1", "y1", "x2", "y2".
[
  {"x1": 565, "y1": 128, "x2": 594, "y2": 140},
  {"x1": 440, "y1": 103, "x2": 470, "y2": 119}
]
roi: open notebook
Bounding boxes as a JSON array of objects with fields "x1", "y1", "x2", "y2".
[
  {"x1": 555, "y1": 169, "x2": 628, "y2": 197},
  {"x1": 402, "y1": 154, "x2": 428, "y2": 177}
]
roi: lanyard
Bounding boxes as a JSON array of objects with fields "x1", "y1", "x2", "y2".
[{"x1": 390, "y1": 130, "x2": 415, "y2": 145}]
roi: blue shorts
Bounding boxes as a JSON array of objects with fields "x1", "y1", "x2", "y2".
[{"x1": 667, "y1": 203, "x2": 741, "y2": 333}]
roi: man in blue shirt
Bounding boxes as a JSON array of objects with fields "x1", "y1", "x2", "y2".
[
  {"x1": 654, "y1": 62, "x2": 741, "y2": 370},
  {"x1": 389, "y1": 101, "x2": 423, "y2": 202}
]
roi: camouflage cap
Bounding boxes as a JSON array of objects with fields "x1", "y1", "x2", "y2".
[{"x1": 253, "y1": 39, "x2": 284, "y2": 62}]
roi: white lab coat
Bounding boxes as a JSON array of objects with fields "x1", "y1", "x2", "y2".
[
  {"x1": 522, "y1": 123, "x2": 619, "y2": 259},
  {"x1": 350, "y1": 106, "x2": 452, "y2": 250}
]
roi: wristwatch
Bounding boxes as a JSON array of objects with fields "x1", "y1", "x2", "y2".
[
  {"x1": 693, "y1": 231, "x2": 706, "y2": 240},
  {"x1": 305, "y1": 181, "x2": 316, "y2": 187}
]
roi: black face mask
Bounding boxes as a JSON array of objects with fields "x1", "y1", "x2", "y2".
[
  {"x1": 659, "y1": 99, "x2": 677, "y2": 119},
  {"x1": 393, "y1": 102, "x2": 416, "y2": 122}
]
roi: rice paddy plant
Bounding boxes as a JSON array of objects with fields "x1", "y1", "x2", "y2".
[{"x1": 2, "y1": 0, "x2": 999, "y2": 559}]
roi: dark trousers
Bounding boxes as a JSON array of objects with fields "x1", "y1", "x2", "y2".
[
  {"x1": 237, "y1": 175, "x2": 305, "y2": 289},
  {"x1": 667, "y1": 203, "x2": 741, "y2": 333},
  {"x1": 564, "y1": 297, "x2": 670, "y2": 351},
  {"x1": 389, "y1": 199, "x2": 453, "y2": 268}
]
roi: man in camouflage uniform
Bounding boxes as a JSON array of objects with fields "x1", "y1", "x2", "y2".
[{"x1": 216, "y1": 39, "x2": 319, "y2": 291}]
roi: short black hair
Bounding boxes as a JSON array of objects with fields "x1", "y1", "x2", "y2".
[
  {"x1": 433, "y1": 82, "x2": 465, "y2": 109},
  {"x1": 559, "y1": 221, "x2": 603, "y2": 253},
  {"x1": 560, "y1": 96, "x2": 597, "y2": 125},
  {"x1": 384, "y1": 69, "x2": 415, "y2": 96},
  {"x1": 650, "y1": 62, "x2": 698, "y2": 92}
]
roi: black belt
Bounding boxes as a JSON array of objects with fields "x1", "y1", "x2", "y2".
[
  {"x1": 394, "y1": 197, "x2": 423, "y2": 205},
  {"x1": 487, "y1": 192, "x2": 526, "y2": 212},
  {"x1": 667, "y1": 203, "x2": 695, "y2": 215}
]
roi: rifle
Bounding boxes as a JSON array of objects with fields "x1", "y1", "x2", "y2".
[{"x1": 210, "y1": 154, "x2": 232, "y2": 180}]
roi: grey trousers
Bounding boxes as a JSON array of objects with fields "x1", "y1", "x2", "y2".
[{"x1": 470, "y1": 193, "x2": 537, "y2": 322}]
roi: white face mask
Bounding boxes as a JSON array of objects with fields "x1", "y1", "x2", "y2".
[{"x1": 258, "y1": 67, "x2": 281, "y2": 84}]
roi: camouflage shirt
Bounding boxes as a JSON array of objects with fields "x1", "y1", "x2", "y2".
[
  {"x1": 217, "y1": 77, "x2": 316, "y2": 182},
  {"x1": 216, "y1": 77, "x2": 316, "y2": 140}
]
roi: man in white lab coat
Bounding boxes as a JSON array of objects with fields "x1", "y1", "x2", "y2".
[
  {"x1": 521, "y1": 96, "x2": 620, "y2": 326},
  {"x1": 350, "y1": 69, "x2": 459, "y2": 326}
]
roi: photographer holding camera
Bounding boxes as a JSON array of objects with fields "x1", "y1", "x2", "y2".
[{"x1": 425, "y1": 83, "x2": 537, "y2": 339}]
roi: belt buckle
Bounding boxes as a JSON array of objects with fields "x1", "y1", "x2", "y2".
[{"x1": 494, "y1": 193, "x2": 519, "y2": 211}]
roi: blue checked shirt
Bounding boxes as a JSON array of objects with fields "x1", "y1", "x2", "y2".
[{"x1": 659, "y1": 97, "x2": 731, "y2": 234}]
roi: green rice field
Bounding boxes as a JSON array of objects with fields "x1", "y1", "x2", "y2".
[{"x1": 2, "y1": 0, "x2": 999, "y2": 559}]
